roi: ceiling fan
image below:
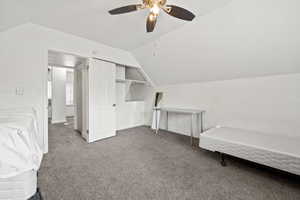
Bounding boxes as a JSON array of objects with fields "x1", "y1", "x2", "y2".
[{"x1": 108, "y1": 0, "x2": 195, "y2": 32}]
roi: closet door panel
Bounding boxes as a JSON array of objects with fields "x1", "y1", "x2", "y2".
[{"x1": 88, "y1": 59, "x2": 116, "y2": 143}]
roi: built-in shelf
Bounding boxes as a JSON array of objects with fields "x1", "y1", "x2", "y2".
[
  {"x1": 116, "y1": 78, "x2": 126, "y2": 83},
  {"x1": 116, "y1": 78, "x2": 147, "y2": 85},
  {"x1": 116, "y1": 65, "x2": 149, "y2": 102}
]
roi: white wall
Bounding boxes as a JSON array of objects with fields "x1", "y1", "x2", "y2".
[
  {"x1": 0, "y1": 23, "x2": 142, "y2": 153},
  {"x1": 116, "y1": 85, "x2": 145, "y2": 130},
  {"x1": 145, "y1": 74, "x2": 300, "y2": 138},
  {"x1": 51, "y1": 67, "x2": 66, "y2": 123},
  {"x1": 65, "y1": 70, "x2": 75, "y2": 117}
]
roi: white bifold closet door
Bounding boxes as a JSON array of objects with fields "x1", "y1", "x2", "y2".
[{"x1": 87, "y1": 58, "x2": 116, "y2": 143}]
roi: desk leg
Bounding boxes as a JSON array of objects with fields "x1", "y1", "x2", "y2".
[
  {"x1": 200, "y1": 112, "x2": 204, "y2": 133},
  {"x1": 155, "y1": 110, "x2": 158, "y2": 134},
  {"x1": 197, "y1": 114, "x2": 200, "y2": 137},
  {"x1": 166, "y1": 111, "x2": 168, "y2": 131},
  {"x1": 190, "y1": 114, "x2": 194, "y2": 146}
]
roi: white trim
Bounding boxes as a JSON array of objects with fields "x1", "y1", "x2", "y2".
[
  {"x1": 48, "y1": 63, "x2": 76, "y2": 69},
  {"x1": 117, "y1": 125, "x2": 145, "y2": 131},
  {"x1": 43, "y1": 50, "x2": 49, "y2": 153},
  {"x1": 51, "y1": 120, "x2": 67, "y2": 124}
]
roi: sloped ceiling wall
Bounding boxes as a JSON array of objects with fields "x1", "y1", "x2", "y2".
[{"x1": 132, "y1": 0, "x2": 300, "y2": 85}]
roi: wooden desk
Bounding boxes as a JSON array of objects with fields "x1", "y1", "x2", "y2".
[{"x1": 153, "y1": 107, "x2": 205, "y2": 145}]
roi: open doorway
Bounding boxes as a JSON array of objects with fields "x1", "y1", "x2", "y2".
[
  {"x1": 47, "y1": 51, "x2": 120, "y2": 148},
  {"x1": 48, "y1": 66, "x2": 75, "y2": 125},
  {"x1": 47, "y1": 50, "x2": 88, "y2": 141}
]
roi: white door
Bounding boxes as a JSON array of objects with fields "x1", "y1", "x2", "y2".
[{"x1": 87, "y1": 58, "x2": 116, "y2": 143}]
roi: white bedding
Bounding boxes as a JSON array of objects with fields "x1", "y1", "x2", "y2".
[
  {"x1": 0, "y1": 170, "x2": 37, "y2": 200},
  {"x1": 200, "y1": 127, "x2": 300, "y2": 175},
  {"x1": 0, "y1": 108, "x2": 43, "y2": 179}
]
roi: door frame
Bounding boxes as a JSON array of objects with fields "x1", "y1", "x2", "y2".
[{"x1": 45, "y1": 50, "x2": 88, "y2": 153}]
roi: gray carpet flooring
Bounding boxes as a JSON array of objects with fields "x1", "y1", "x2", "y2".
[{"x1": 39, "y1": 122, "x2": 300, "y2": 200}]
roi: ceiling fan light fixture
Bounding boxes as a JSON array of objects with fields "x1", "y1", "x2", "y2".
[
  {"x1": 108, "y1": 0, "x2": 196, "y2": 32},
  {"x1": 149, "y1": 13, "x2": 156, "y2": 21},
  {"x1": 150, "y1": 4, "x2": 160, "y2": 15}
]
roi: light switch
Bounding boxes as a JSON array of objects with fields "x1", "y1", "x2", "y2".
[{"x1": 15, "y1": 87, "x2": 24, "y2": 96}]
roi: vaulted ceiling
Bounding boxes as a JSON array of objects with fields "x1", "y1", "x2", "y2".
[
  {"x1": 0, "y1": 0, "x2": 230, "y2": 50},
  {"x1": 132, "y1": 0, "x2": 300, "y2": 85},
  {"x1": 1, "y1": 0, "x2": 300, "y2": 85}
]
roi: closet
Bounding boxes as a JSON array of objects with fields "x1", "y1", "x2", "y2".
[
  {"x1": 116, "y1": 65, "x2": 149, "y2": 130},
  {"x1": 75, "y1": 59, "x2": 149, "y2": 143}
]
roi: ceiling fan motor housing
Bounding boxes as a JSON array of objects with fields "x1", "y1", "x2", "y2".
[{"x1": 143, "y1": 0, "x2": 167, "y2": 8}]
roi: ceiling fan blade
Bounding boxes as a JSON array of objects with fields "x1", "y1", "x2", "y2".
[
  {"x1": 146, "y1": 13, "x2": 157, "y2": 32},
  {"x1": 109, "y1": 4, "x2": 142, "y2": 15},
  {"x1": 164, "y1": 5, "x2": 195, "y2": 21}
]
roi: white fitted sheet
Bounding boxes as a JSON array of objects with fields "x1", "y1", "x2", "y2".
[
  {"x1": 0, "y1": 170, "x2": 37, "y2": 200},
  {"x1": 200, "y1": 127, "x2": 300, "y2": 175},
  {"x1": 0, "y1": 108, "x2": 43, "y2": 178}
]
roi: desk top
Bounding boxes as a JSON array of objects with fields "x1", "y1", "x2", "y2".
[{"x1": 154, "y1": 107, "x2": 205, "y2": 114}]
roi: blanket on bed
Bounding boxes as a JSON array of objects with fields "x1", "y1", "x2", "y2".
[{"x1": 0, "y1": 108, "x2": 43, "y2": 178}]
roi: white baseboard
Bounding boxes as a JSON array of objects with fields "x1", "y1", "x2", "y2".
[
  {"x1": 51, "y1": 120, "x2": 67, "y2": 124},
  {"x1": 117, "y1": 124, "x2": 145, "y2": 131}
]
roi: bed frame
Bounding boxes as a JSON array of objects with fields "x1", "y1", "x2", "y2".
[
  {"x1": 199, "y1": 127, "x2": 300, "y2": 176},
  {"x1": 28, "y1": 172, "x2": 43, "y2": 200},
  {"x1": 29, "y1": 188, "x2": 43, "y2": 200}
]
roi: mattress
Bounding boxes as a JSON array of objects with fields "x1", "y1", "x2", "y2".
[
  {"x1": 0, "y1": 170, "x2": 37, "y2": 200},
  {"x1": 0, "y1": 107, "x2": 43, "y2": 179},
  {"x1": 200, "y1": 127, "x2": 300, "y2": 175}
]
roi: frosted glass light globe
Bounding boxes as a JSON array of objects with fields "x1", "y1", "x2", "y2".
[{"x1": 151, "y1": 4, "x2": 160, "y2": 15}]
